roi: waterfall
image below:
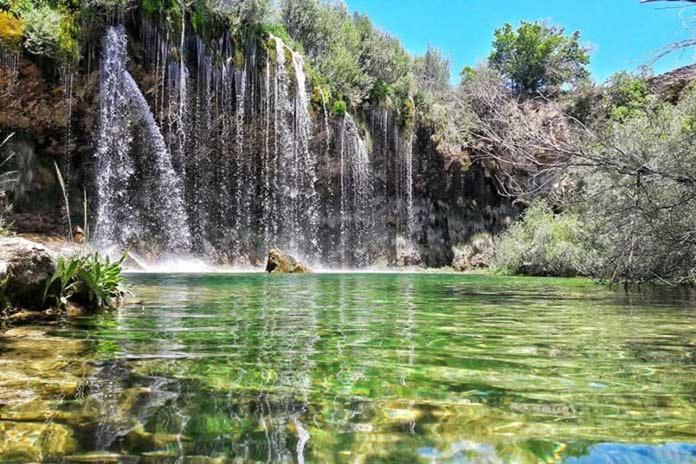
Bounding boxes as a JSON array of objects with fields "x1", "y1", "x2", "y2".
[
  {"x1": 0, "y1": 48, "x2": 19, "y2": 94},
  {"x1": 94, "y1": 26, "x2": 191, "y2": 254},
  {"x1": 337, "y1": 114, "x2": 374, "y2": 267},
  {"x1": 399, "y1": 129, "x2": 414, "y2": 237},
  {"x1": 265, "y1": 37, "x2": 319, "y2": 261},
  {"x1": 94, "y1": 22, "x2": 420, "y2": 268}
]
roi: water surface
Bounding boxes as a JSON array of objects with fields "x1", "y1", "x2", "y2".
[{"x1": 1, "y1": 274, "x2": 695, "y2": 463}]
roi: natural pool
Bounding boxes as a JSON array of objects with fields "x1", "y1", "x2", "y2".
[{"x1": 1, "y1": 273, "x2": 695, "y2": 463}]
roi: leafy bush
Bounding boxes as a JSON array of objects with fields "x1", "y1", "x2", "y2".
[
  {"x1": 490, "y1": 201, "x2": 602, "y2": 277},
  {"x1": 606, "y1": 72, "x2": 651, "y2": 122},
  {"x1": 22, "y1": 5, "x2": 67, "y2": 58},
  {"x1": 44, "y1": 253, "x2": 126, "y2": 311},
  {"x1": 576, "y1": 87, "x2": 696, "y2": 285}
]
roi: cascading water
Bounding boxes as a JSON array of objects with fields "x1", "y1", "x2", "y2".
[
  {"x1": 94, "y1": 26, "x2": 191, "y2": 254},
  {"x1": 268, "y1": 37, "x2": 320, "y2": 260},
  {"x1": 337, "y1": 114, "x2": 374, "y2": 267},
  {"x1": 96, "y1": 21, "x2": 419, "y2": 268}
]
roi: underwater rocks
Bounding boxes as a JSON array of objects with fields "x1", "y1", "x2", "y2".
[
  {"x1": 0, "y1": 237, "x2": 56, "y2": 310},
  {"x1": 265, "y1": 249, "x2": 312, "y2": 274}
]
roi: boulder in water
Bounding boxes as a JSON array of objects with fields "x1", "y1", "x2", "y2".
[
  {"x1": 265, "y1": 249, "x2": 311, "y2": 274},
  {"x1": 0, "y1": 237, "x2": 56, "y2": 310}
]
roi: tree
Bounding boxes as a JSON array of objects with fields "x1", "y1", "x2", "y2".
[{"x1": 488, "y1": 21, "x2": 590, "y2": 97}]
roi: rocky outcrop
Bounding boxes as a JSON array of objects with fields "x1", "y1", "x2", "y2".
[
  {"x1": 0, "y1": 237, "x2": 56, "y2": 310},
  {"x1": 649, "y1": 64, "x2": 696, "y2": 103},
  {"x1": 265, "y1": 249, "x2": 311, "y2": 274},
  {"x1": 452, "y1": 232, "x2": 493, "y2": 272}
]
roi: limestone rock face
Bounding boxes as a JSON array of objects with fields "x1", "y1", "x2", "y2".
[
  {"x1": 0, "y1": 237, "x2": 56, "y2": 309},
  {"x1": 265, "y1": 249, "x2": 311, "y2": 274}
]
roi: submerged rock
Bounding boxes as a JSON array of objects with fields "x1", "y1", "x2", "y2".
[
  {"x1": 0, "y1": 237, "x2": 56, "y2": 310},
  {"x1": 265, "y1": 249, "x2": 311, "y2": 274}
]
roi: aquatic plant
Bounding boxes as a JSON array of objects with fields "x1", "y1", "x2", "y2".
[{"x1": 43, "y1": 252, "x2": 126, "y2": 311}]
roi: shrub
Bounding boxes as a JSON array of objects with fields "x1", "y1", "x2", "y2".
[
  {"x1": 606, "y1": 72, "x2": 651, "y2": 122},
  {"x1": 22, "y1": 5, "x2": 64, "y2": 57},
  {"x1": 369, "y1": 79, "x2": 393, "y2": 106},
  {"x1": 490, "y1": 201, "x2": 601, "y2": 277},
  {"x1": 44, "y1": 253, "x2": 126, "y2": 311}
]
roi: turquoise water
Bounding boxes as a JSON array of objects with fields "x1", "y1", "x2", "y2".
[{"x1": 1, "y1": 273, "x2": 695, "y2": 462}]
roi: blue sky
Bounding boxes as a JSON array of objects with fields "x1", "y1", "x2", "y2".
[{"x1": 346, "y1": 0, "x2": 696, "y2": 83}]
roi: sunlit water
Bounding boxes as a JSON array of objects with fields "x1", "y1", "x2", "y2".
[{"x1": 1, "y1": 274, "x2": 695, "y2": 463}]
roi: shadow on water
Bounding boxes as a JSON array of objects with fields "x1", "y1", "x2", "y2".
[{"x1": 1, "y1": 273, "x2": 695, "y2": 462}]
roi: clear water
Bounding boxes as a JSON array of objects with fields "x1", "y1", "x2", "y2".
[{"x1": 1, "y1": 274, "x2": 695, "y2": 463}]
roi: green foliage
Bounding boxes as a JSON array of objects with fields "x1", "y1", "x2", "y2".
[
  {"x1": 332, "y1": 99, "x2": 347, "y2": 117},
  {"x1": 414, "y1": 46, "x2": 450, "y2": 97},
  {"x1": 576, "y1": 87, "x2": 696, "y2": 284},
  {"x1": 44, "y1": 253, "x2": 126, "y2": 311},
  {"x1": 256, "y1": 22, "x2": 293, "y2": 45},
  {"x1": 606, "y1": 72, "x2": 651, "y2": 122},
  {"x1": 369, "y1": 79, "x2": 393, "y2": 106},
  {"x1": 460, "y1": 65, "x2": 476, "y2": 85},
  {"x1": 399, "y1": 97, "x2": 415, "y2": 131},
  {"x1": 280, "y1": 0, "x2": 411, "y2": 107},
  {"x1": 491, "y1": 201, "x2": 601, "y2": 277},
  {"x1": 488, "y1": 21, "x2": 590, "y2": 97},
  {"x1": 12, "y1": 3, "x2": 80, "y2": 60},
  {"x1": 22, "y1": 5, "x2": 63, "y2": 57}
]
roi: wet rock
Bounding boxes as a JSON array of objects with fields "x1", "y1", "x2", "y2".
[
  {"x1": 265, "y1": 249, "x2": 311, "y2": 274},
  {"x1": 72, "y1": 226, "x2": 85, "y2": 244},
  {"x1": 395, "y1": 236, "x2": 422, "y2": 268},
  {"x1": 0, "y1": 237, "x2": 56, "y2": 309},
  {"x1": 452, "y1": 232, "x2": 493, "y2": 272}
]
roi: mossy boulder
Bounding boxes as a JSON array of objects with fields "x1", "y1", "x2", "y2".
[{"x1": 265, "y1": 248, "x2": 311, "y2": 274}]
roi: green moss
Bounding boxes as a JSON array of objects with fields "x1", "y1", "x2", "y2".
[
  {"x1": 399, "y1": 97, "x2": 415, "y2": 132},
  {"x1": 311, "y1": 84, "x2": 331, "y2": 109},
  {"x1": 0, "y1": 11, "x2": 24, "y2": 51},
  {"x1": 332, "y1": 99, "x2": 347, "y2": 118}
]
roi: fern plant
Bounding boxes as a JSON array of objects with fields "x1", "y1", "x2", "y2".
[{"x1": 43, "y1": 252, "x2": 127, "y2": 311}]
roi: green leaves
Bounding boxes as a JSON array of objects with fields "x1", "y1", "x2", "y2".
[
  {"x1": 491, "y1": 201, "x2": 602, "y2": 278},
  {"x1": 488, "y1": 20, "x2": 590, "y2": 97},
  {"x1": 43, "y1": 252, "x2": 126, "y2": 311}
]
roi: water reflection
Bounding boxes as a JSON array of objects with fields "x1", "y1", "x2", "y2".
[{"x1": 0, "y1": 274, "x2": 695, "y2": 462}]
